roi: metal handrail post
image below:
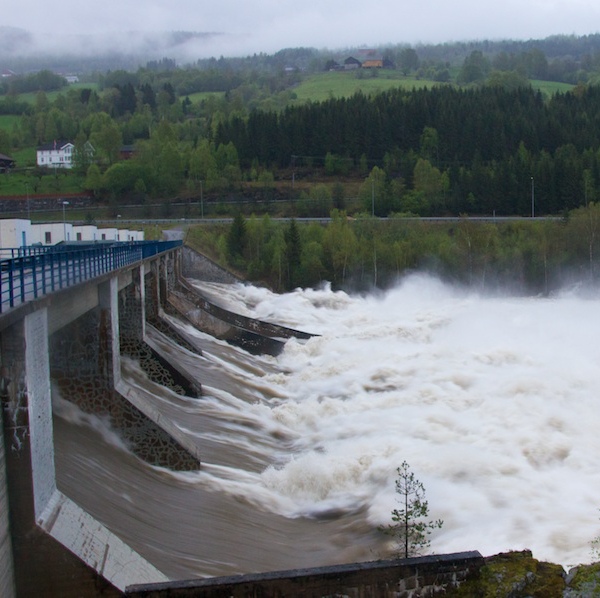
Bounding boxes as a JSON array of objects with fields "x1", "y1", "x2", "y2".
[
  {"x1": 19, "y1": 259, "x2": 25, "y2": 303},
  {"x1": 41, "y1": 253, "x2": 47, "y2": 295},
  {"x1": 8, "y1": 266, "x2": 14, "y2": 308},
  {"x1": 32, "y1": 257, "x2": 38, "y2": 299}
]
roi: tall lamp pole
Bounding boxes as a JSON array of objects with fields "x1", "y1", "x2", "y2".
[
  {"x1": 531, "y1": 176, "x2": 535, "y2": 218},
  {"x1": 371, "y1": 179, "x2": 375, "y2": 217},
  {"x1": 62, "y1": 200, "x2": 70, "y2": 241},
  {"x1": 200, "y1": 180, "x2": 204, "y2": 219}
]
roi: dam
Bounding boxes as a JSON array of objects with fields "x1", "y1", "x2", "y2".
[{"x1": 2, "y1": 238, "x2": 599, "y2": 595}]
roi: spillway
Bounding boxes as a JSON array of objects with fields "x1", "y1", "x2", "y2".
[{"x1": 53, "y1": 274, "x2": 600, "y2": 580}]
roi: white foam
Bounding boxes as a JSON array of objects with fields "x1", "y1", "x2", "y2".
[{"x1": 188, "y1": 275, "x2": 600, "y2": 565}]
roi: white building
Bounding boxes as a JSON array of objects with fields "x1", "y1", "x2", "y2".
[
  {"x1": 0, "y1": 219, "x2": 32, "y2": 251},
  {"x1": 128, "y1": 230, "x2": 145, "y2": 241},
  {"x1": 72, "y1": 225, "x2": 99, "y2": 242},
  {"x1": 30, "y1": 222, "x2": 74, "y2": 245},
  {"x1": 96, "y1": 228, "x2": 119, "y2": 242},
  {"x1": 117, "y1": 229, "x2": 144, "y2": 242},
  {"x1": 36, "y1": 141, "x2": 94, "y2": 170},
  {"x1": 0, "y1": 219, "x2": 144, "y2": 249}
]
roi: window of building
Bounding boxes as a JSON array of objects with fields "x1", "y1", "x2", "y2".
[
  {"x1": 76, "y1": 233, "x2": 82, "y2": 241},
  {"x1": 45, "y1": 232, "x2": 51, "y2": 243}
]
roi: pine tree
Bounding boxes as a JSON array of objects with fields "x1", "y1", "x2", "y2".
[
  {"x1": 284, "y1": 218, "x2": 302, "y2": 288},
  {"x1": 227, "y1": 212, "x2": 247, "y2": 263},
  {"x1": 381, "y1": 461, "x2": 443, "y2": 558}
]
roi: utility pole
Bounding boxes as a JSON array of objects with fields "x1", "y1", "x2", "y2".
[
  {"x1": 371, "y1": 179, "x2": 375, "y2": 217},
  {"x1": 200, "y1": 180, "x2": 204, "y2": 219},
  {"x1": 62, "y1": 201, "x2": 70, "y2": 241}
]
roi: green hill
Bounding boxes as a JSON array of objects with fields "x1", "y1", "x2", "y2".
[{"x1": 292, "y1": 70, "x2": 440, "y2": 101}]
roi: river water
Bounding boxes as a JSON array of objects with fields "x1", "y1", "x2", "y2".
[{"x1": 53, "y1": 274, "x2": 600, "y2": 580}]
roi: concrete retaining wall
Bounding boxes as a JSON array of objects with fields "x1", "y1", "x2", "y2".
[
  {"x1": 182, "y1": 246, "x2": 240, "y2": 284},
  {"x1": 127, "y1": 552, "x2": 485, "y2": 597}
]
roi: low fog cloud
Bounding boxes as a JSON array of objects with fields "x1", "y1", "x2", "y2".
[{"x1": 4, "y1": 0, "x2": 600, "y2": 59}]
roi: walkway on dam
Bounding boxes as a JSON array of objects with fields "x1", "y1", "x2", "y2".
[{"x1": 0, "y1": 240, "x2": 181, "y2": 314}]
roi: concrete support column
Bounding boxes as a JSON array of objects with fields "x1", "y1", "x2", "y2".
[
  {"x1": 119, "y1": 267, "x2": 145, "y2": 350},
  {"x1": 159, "y1": 256, "x2": 168, "y2": 310},
  {"x1": 145, "y1": 261, "x2": 161, "y2": 322},
  {"x1": 98, "y1": 276, "x2": 121, "y2": 389}
]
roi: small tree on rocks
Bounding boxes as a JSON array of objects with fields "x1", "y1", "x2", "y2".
[{"x1": 381, "y1": 461, "x2": 443, "y2": 558}]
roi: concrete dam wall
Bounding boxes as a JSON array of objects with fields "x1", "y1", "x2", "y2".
[
  {"x1": 0, "y1": 244, "x2": 322, "y2": 595},
  {"x1": 1, "y1": 243, "x2": 495, "y2": 597}
]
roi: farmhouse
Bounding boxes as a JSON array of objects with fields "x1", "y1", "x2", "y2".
[
  {"x1": 344, "y1": 57, "x2": 362, "y2": 70},
  {"x1": 362, "y1": 58, "x2": 384, "y2": 68},
  {"x1": 0, "y1": 153, "x2": 15, "y2": 172},
  {"x1": 36, "y1": 140, "x2": 94, "y2": 169}
]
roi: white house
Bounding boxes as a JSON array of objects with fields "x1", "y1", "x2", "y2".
[{"x1": 36, "y1": 141, "x2": 94, "y2": 170}]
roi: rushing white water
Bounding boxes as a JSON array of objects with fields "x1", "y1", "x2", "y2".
[{"x1": 54, "y1": 273, "x2": 600, "y2": 578}]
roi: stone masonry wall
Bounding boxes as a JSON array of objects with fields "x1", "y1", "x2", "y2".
[{"x1": 49, "y1": 305, "x2": 199, "y2": 470}]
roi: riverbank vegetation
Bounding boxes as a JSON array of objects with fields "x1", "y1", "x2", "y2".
[{"x1": 186, "y1": 204, "x2": 600, "y2": 294}]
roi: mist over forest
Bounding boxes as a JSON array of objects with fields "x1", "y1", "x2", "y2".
[{"x1": 4, "y1": 25, "x2": 600, "y2": 80}]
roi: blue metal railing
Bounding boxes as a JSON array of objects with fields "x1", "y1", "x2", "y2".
[{"x1": 0, "y1": 241, "x2": 182, "y2": 314}]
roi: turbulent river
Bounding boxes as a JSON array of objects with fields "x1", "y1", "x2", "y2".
[{"x1": 52, "y1": 274, "x2": 600, "y2": 579}]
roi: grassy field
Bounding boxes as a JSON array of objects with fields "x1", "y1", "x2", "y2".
[
  {"x1": 10, "y1": 147, "x2": 36, "y2": 167},
  {"x1": 185, "y1": 91, "x2": 226, "y2": 103},
  {"x1": 0, "y1": 171, "x2": 86, "y2": 196},
  {"x1": 14, "y1": 82, "x2": 99, "y2": 105},
  {"x1": 293, "y1": 70, "x2": 576, "y2": 103},
  {"x1": 292, "y1": 70, "x2": 442, "y2": 101},
  {"x1": 0, "y1": 115, "x2": 20, "y2": 132},
  {"x1": 530, "y1": 79, "x2": 574, "y2": 96}
]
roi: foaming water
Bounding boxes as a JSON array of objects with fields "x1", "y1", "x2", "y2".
[{"x1": 54, "y1": 274, "x2": 600, "y2": 578}]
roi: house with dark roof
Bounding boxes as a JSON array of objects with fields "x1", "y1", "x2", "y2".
[
  {"x1": 0, "y1": 153, "x2": 15, "y2": 172},
  {"x1": 36, "y1": 141, "x2": 94, "y2": 169},
  {"x1": 344, "y1": 57, "x2": 362, "y2": 70},
  {"x1": 119, "y1": 145, "x2": 136, "y2": 160}
]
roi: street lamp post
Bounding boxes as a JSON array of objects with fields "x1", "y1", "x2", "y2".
[
  {"x1": 531, "y1": 176, "x2": 535, "y2": 218},
  {"x1": 62, "y1": 201, "x2": 70, "y2": 241},
  {"x1": 371, "y1": 179, "x2": 375, "y2": 217},
  {"x1": 200, "y1": 180, "x2": 204, "y2": 219}
]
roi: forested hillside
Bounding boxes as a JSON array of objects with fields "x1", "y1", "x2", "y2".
[
  {"x1": 2, "y1": 34, "x2": 600, "y2": 218},
  {"x1": 215, "y1": 85, "x2": 600, "y2": 216}
]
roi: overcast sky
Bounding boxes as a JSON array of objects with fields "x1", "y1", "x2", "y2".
[{"x1": 5, "y1": 0, "x2": 600, "y2": 56}]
